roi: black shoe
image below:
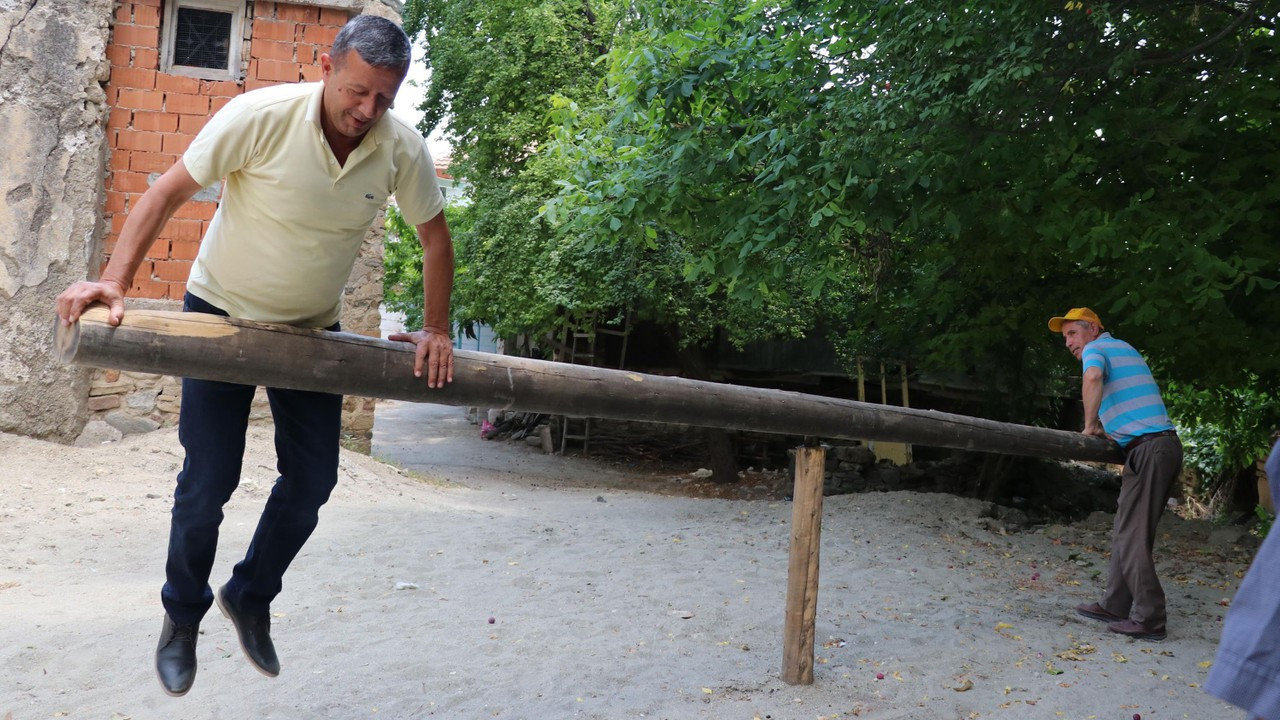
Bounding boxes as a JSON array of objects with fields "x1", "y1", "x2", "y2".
[
  {"x1": 155, "y1": 615, "x2": 198, "y2": 697},
  {"x1": 216, "y1": 584, "x2": 280, "y2": 676}
]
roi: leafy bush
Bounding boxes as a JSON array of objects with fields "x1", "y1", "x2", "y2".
[
  {"x1": 1253, "y1": 503, "x2": 1275, "y2": 541},
  {"x1": 1163, "y1": 379, "x2": 1278, "y2": 512}
]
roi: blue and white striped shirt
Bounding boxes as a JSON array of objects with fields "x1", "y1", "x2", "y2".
[{"x1": 1081, "y1": 333, "x2": 1174, "y2": 448}]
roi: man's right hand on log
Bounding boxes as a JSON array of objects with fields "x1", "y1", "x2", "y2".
[{"x1": 56, "y1": 279, "x2": 127, "y2": 328}]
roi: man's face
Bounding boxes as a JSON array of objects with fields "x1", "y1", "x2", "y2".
[
  {"x1": 319, "y1": 50, "x2": 404, "y2": 140},
  {"x1": 1061, "y1": 321, "x2": 1100, "y2": 360}
]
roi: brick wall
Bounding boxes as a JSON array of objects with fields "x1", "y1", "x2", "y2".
[
  {"x1": 103, "y1": 1, "x2": 353, "y2": 301},
  {"x1": 89, "y1": 1, "x2": 394, "y2": 451}
]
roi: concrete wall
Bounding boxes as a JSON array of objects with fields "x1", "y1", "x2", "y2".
[{"x1": 0, "y1": 0, "x2": 115, "y2": 442}]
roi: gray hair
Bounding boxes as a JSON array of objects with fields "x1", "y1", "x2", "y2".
[
  {"x1": 331, "y1": 15, "x2": 411, "y2": 74},
  {"x1": 1070, "y1": 319, "x2": 1100, "y2": 334}
]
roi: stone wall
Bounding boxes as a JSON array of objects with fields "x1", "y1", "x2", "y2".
[{"x1": 0, "y1": 0, "x2": 115, "y2": 442}]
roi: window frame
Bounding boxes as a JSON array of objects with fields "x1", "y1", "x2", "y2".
[{"x1": 160, "y1": 0, "x2": 247, "y2": 81}]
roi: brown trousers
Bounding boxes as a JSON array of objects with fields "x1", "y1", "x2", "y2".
[{"x1": 1101, "y1": 434, "x2": 1184, "y2": 627}]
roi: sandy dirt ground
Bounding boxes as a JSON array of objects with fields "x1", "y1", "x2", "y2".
[{"x1": 0, "y1": 401, "x2": 1257, "y2": 720}]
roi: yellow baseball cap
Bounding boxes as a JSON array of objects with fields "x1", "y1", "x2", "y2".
[{"x1": 1048, "y1": 307, "x2": 1104, "y2": 333}]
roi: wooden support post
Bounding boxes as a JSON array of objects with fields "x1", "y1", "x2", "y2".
[{"x1": 782, "y1": 444, "x2": 825, "y2": 685}]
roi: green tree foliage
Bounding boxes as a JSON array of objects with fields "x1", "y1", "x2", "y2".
[
  {"x1": 401, "y1": 0, "x2": 1279, "y2": 494},
  {"x1": 384, "y1": 203, "x2": 474, "y2": 332},
  {"x1": 553, "y1": 0, "x2": 1279, "y2": 378},
  {"x1": 546, "y1": 0, "x2": 1280, "y2": 484},
  {"x1": 402, "y1": 0, "x2": 852, "y2": 352},
  {"x1": 1164, "y1": 379, "x2": 1279, "y2": 506},
  {"x1": 402, "y1": 0, "x2": 633, "y2": 344}
]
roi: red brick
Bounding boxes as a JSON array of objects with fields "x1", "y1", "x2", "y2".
[
  {"x1": 106, "y1": 44, "x2": 131, "y2": 67},
  {"x1": 166, "y1": 93, "x2": 210, "y2": 115},
  {"x1": 276, "y1": 3, "x2": 318, "y2": 23},
  {"x1": 177, "y1": 114, "x2": 209, "y2": 135},
  {"x1": 133, "y1": 0, "x2": 159, "y2": 6},
  {"x1": 133, "y1": 3, "x2": 160, "y2": 26},
  {"x1": 104, "y1": 190, "x2": 128, "y2": 214},
  {"x1": 152, "y1": 260, "x2": 193, "y2": 282},
  {"x1": 174, "y1": 201, "x2": 217, "y2": 221},
  {"x1": 144, "y1": 238, "x2": 171, "y2": 260},
  {"x1": 253, "y1": 0, "x2": 275, "y2": 18},
  {"x1": 253, "y1": 18, "x2": 296, "y2": 42},
  {"x1": 117, "y1": 88, "x2": 164, "y2": 111},
  {"x1": 169, "y1": 239, "x2": 202, "y2": 260},
  {"x1": 299, "y1": 64, "x2": 321, "y2": 82},
  {"x1": 210, "y1": 96, "x2": 234, "y2": 112},
  {"x1": 111, "y1": 65, "x2": 157, "y2": 89},
  {"x1": 112, "y1": 171, "x2": 153, "y2": 193},
  {"x1": 125, "y1": 192, "x2": 146, "y2": 211},
  {"x1": 162, "y1": 133, "x2": 195, "y2": 154},
  {"x1": 134, "y1": 47, "x2": 159, "y2": 69},
  {"x1": 131, "y1": 110, "x2": 178, "y2": 132},
  {"x1": 295, "y1": 43, "x2": 319, "y2": 65},
  {"x1": 130, "y1": 152, "x2": 177, "y2": 174},
  {"x1": 107, "y1": 107, "x2": 131, "y2": 129},
  {"x1": 108, "y1": 150, "x2": 131, "y2": 172},
  {"x1": 201, "y1": 80, "x2": 241, "y2": 97},
  {"x1": 161, "y1": 218, "x2": 204, "y2": 243},
  {"x1": 319, "y1": 7, "x2": 351, "y2": 26},
  {"x1": 301, "y1": 24, "x2": 339, "y2": 47},
  {"x1": 130, "y1": 277, "x2": 168, "y2": 300},
  {"x1": 243, "y1": 77, "x2": 278, "y2": 92},
  {"x1": 115, "y1": 129, "x2": 164, "y2": 152},
  {"x1": 156, "y1": 73, "x2": 200, "y2": 94},
  {"x1": 251, "y1": 38, "x2": 294, "y2": 62},
  {"x1": 115, "y1": 3, "x2": 132, "y2": 24},
  {"x1": 112, "y1": 24, "x2": 158, "y2": 48},
  {"x1": 167, "y1": 281, "x2": 188, "y2": 301},
  {"x1": 257, "y1": 59, "x2": 301, "y2": 83},
  {"x1": 105, "y1": 85, "x2": 118, "y2": 105}
]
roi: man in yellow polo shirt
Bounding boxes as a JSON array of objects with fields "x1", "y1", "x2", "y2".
[{"x1": 55, "y1": 15, "x2": 452, "y2": 696}]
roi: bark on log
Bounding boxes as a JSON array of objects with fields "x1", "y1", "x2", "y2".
[{"x1": 54, "y1": 305, "x2": 1125, "y2": 464}]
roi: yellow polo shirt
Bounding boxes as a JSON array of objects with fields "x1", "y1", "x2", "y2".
[{"x1": 183, "y1": 82, "x2": 444, "y2": 327}]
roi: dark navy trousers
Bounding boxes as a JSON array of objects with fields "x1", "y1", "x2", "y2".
[{"x1": 161, "y1": 293, "x2": 343, "y2": 625}]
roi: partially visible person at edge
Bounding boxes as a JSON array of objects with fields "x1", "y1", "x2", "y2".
[
  {"x1": 1205, "y1": 435, "x2": 1280, "y2": 720},
  {"x1": 1049, "y1": 307, "x2": 1184, "y2": 642},
  {"x1": 54, "y1": 15, "x2": 453, "y2": 697}
]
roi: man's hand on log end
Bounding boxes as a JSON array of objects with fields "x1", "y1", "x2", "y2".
[
  {"x1": 389, "y1": 329, "x2": 454, "y2": 389},
  {"x1": 1082, "y1": 421, "x2": 1108, "y2": 439},
  {"x1": 56, "y1": 280, "x2": 126, "y2": 328}
]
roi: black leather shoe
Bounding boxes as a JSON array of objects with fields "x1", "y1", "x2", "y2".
[
  {"x1": 155, "y1": 615, "x2": 198, "y2": 697},
  {"x1": 216, "y1": 584, "x2": 280, "y2": 676}
]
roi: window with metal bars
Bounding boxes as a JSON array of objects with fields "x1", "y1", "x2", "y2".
[
  {"x1": 173, "y1": 7, "x2": 232, "y2": 70},
  {"x1": 161, "y1": 0, "x2": 245, "y2": 80}
]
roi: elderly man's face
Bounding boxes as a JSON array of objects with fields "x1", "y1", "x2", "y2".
[{"x1": 1061, "y1": 321, "x2": 1101, "y2": 360}]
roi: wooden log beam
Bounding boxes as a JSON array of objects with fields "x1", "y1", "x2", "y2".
[{"x1": 54, "y1": 305, "x2": 1124, "y2": 464}]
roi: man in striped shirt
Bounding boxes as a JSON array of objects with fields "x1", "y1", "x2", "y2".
[{"x1": 1049, "y1": 307, "x2": 1184, "y2": 641}]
